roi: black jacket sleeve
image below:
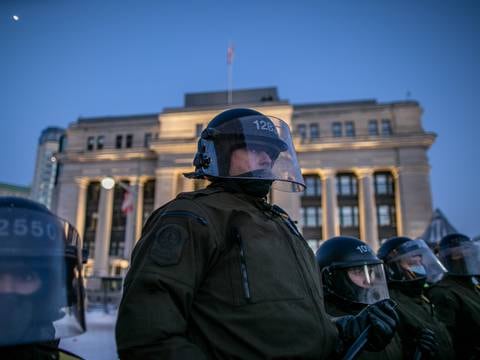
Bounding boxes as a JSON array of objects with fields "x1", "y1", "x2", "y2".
[{"x1": 115, "y1": 199, "x2": 217, "y2": 360}]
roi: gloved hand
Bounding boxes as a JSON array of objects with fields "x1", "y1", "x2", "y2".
[
  {"x1": 415, "y1": 328, "x2": 438, "y2": 359},
  {"x1": 335, "y1": 299, "x2": 399, "y2": 355}
]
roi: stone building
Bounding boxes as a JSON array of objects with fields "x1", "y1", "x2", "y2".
[{"x1": 52, "y1": 87, "x2": 435, "y2": 276}]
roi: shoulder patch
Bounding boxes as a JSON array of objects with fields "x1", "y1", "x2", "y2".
[{"x1": 149, "y1": 224, "x2": 188, "y2": 266}]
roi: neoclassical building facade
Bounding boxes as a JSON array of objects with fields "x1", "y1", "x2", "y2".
[{"x1": 52, "y1": 87, "x2": 435, "y2": 276}]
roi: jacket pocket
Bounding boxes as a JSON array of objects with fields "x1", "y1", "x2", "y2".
[{"x1": 229, "y1": 223, "x2": 306, "y2": 306}]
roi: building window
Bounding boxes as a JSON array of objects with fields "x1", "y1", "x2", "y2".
[
  {"x1": 368, "y1": 120, "x2": 379, "y2": 136},
  {"x1": 345, "y1": 121, "x2": 355, "y2": 137},
  {"x1": 87, "y1": 136, "x2": 94, "y2": 151},
  {"x1": 96, "y1": 136, "x2": 104, "y2": 150},
  {"x1": 297, "y1": 124, "x2": 307, "y2": 142},
  {"x1": 339, "y1": 206, "x2": 359, "y2": 228},
  {"x1": 144, "y1": 133, "x2": 152, "y2": 147},
  {"x1": 301, "y1": 206, "x2": 322, "y2": 227},
  {"x1": 195, "y1": 124, "x2": 203, "y2": 137},
  {"x1": 304, "y1": 175, "x2": 322, "y2": 197},
  {"x1": 374, "y1": 173, "x2": 394, "y2": 196},
  {"x1": 381, "y1": 119, "x2": 392, "y2": 136},
  {"x1": 115, "y1": 135, "x2": 123, "y2": 149},
  {"x1": 109, "y1": 184, "x2": 127, "y2": 257},
  {"x1": 310, "y1": 123, "x2": 319, "y2": 140},
  {"x1": 332, "y1": 122, "x2": 342, "y2": 137},
  {"x1": 336, "y1": 174, "x2": 358, "y2": 196},
  {"x1": 126, "y1": 134, "x2": 133, "y2": 148},
  {"x1": 377, "y1": 205, "x2": 396, "y2": 226}
]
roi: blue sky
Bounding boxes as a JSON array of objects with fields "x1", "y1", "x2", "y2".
[{"x1": 1, "y1": 0, "x2": 479, "y2": 236}]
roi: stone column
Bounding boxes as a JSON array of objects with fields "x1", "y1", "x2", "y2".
[
  {"x1": 123, "y1": 178, "x2": 138, "y2": 260},
  {"x1": 93, "y1": 185, "x2": 114, "y2": 276},
  {"x1": 135, "y1": 178, "x2": 145, "y2": 242},
  {"x1": 392, "y1": 165, "x2": 433, "y2": 239},
  {"x1": 182, "y1": 176, "x2": 195, "y2": 192},
  {"x1": 74, "y1": 178, "x2": 89, "y2": 240},
  {"x1": 356, "y1": 168, "x2": 379, "y2": 250},
  {"x1": 321, "y1": 169, "x2": 339, "y2": 239},
  {"x1": 154, "y1": 169, "x2": 177, "y2": 209}
]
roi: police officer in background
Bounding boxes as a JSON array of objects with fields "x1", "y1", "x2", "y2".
[
  {"x1": 0, "y1": 197, "x2": 86, "y2": 359},
  {"x1": 378, "y1": 237, "x2": 454, "y2": 360},
  {"x1": 427, "y1": 233, "x2": 480, "y2": 359},
  {"x1": 115, "y1": 108, "x2": 399, "y2": 359},
  {"x1": 316, "y1": 236, "x2": 403, "y2": 360}
]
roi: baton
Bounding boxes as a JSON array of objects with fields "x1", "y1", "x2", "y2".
[{"x1": 342, "y1": 325, "x2": 370, "y2": 360}]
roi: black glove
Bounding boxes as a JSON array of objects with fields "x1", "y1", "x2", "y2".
[
  {"x1": 415, "y1": 328, "x2": 438, "y2": 359},
  {"x1": 335, "y1": 299, "x2": 399, "y2": 355}
]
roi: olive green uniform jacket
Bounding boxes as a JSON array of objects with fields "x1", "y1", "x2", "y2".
[
  {"x1": 324, "y1": 296, "x2": 403, "y2": 360},
  {"x1": 115, "y1": 186, "x2": 339, "y2": 359},
  {"x1": 388, "y1": 286, "x2": 454, "y2": 360},
  {"x1": 427, "y1": 275, "x2": 480, "y2": 360}
]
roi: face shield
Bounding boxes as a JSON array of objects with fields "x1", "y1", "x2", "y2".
[
  {"x1": 195, "y1": 115, "x2": 305, "y2": 192},
  {"x1": 385, "y1": 239, "x2": 446, "y2": 284},
  {"x1": 0, "y1": 206, "x2": 86, "y2": 347},
  {"x1": 323, "y1": 262, "x2": 389, "y2": 305},
  {"x1": 439, "y1": 241, "x2": 480, "y2": 276}
]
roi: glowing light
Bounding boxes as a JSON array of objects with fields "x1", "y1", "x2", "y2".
[
  {"x1": 12, "y1": 15, "x2": 20, "y2": 21},
  {"x1": 101, "y1": 177, "x2": 115, "y2": 190}
]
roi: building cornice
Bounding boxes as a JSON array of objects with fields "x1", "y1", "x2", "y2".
[
  {"x1": 55, "y1": 149, "x2": 157, "y2": 162},
  {"x1": 295, "y1": 132, "x2": 436, "y2": 152}
]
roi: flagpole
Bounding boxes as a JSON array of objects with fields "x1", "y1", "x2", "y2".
[
  {"x1": 228, "y1": 61, "x2": 233, "y2": 105},
  {"x1": 227, "y1": 43, "x2": 234, "y2": 105}
]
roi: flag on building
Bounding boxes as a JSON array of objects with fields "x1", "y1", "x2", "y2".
[
  {"x1": 121, "y1": 190, "x2": 134, "y2": 215},
  {"x1": 227, "y1": 44, "x2": 234, "y2": 65}
]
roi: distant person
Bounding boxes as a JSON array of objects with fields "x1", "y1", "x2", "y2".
[
  {"x1": 0, "y1": 197, "x2": 86, "y2": 359},
  {"x1": 116, "y1": 108, "x2": 399, "y2": 359},
  {"x1": 378, "y1": 237, "x2": 454, "y2": 360},
  {"x1": 427, "y1": 233, "x2": 480, "y2": 359},
  {"x1": 316, "y1": 236, "x2": 403, "y2": 360}
]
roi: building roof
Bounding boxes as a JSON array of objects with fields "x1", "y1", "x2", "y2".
[
  {"x1": 419, "y1": 208, "x2": 458, "y2": 246},
  {"x1": 183, "y1": 87, "x2": 282, "y2": 108},
  {"x1": 77, "y1": 113, "x2": 158, "y2": 124},
  {"x1": 0, "y1": 182, "x2": 30, "y2": 193}
]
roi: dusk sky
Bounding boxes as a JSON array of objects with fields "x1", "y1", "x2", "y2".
[{"x1": 1, "y1": 0, "x2": 479, "y2": 236}]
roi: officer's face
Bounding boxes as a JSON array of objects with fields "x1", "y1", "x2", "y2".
[
  {"x1": 347, "y1": 266, "x2": 373, "y2": 289},
  {"x1": 229, "y1": 146, "x2": 273, "y2": 176},
  {"x1": 0, "y1": 265, "x2": 42, "y2": 295}
]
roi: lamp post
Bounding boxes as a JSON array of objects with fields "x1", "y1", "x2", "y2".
[{"x1": 101, "y1": 177, "x2": 138, "y2": 262}]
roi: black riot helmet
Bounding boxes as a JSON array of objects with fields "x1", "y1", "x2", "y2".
[
  {"x1": 439, "y1": 233, "x2": 480, "y2": 276},
  {"x1": 0, "y1": 197, "x2": 86, "y2": 347},
  {"x1": 378, "y1": 236, "x2": 446, "y2": 285},
  {"x1": 315, "y1": 236, "x2": 389, "y2": 305},
  {"x1": 184, "y1": 108, "x2": 305, "y2": 192}
]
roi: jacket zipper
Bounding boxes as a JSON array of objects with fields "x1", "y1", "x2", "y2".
[
  {"x1": 160, "y1": 210, "x2": 208, "y2": 225},
  {"x1": 235, "y1": 231, "x2": 252, "y2": 302}
]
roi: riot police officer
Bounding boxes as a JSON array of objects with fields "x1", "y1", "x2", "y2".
[
  {"x1": 115, "y1": 108, "x2": 398, "y2": 359},
  {"x1": 427, "y1": 233, "x2": 480, "y2": 359},
  {"x1": 316, "y1": 236, "x2": 402, "y2": 360},
  {"x1": 378, "y1": 237, "x2": 454, "y2": 360},
  {"x1": 0, "y1": 197, "x2": 86, "y2": 359}
]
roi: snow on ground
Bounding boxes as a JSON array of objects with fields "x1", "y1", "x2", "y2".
[{"x1": 60, "y1": 309, "x2": 118, "y2": 360}]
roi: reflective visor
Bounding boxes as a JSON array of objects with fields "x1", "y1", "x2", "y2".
[
  {"x1": 200, "y1": 115, "x2": 305, "y2": 192},
  {"x1": 324, "y1": 263, "x2": 390, "y2": 305},
  {"x1": 0, "y1": 206, "x2": 86, "y2": 346},
  {"x1": 439, "y1": 241, "x2": 480, "y2": 276},
  {"x1": 387, "y1": 239, "x2": 446, "y2": 283}
]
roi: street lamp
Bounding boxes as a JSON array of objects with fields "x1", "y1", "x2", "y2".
[{"x1": 101, "y1": 177, "x2": 115, "y2": 190}]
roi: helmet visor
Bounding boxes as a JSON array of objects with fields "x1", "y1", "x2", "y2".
[
  {"x1": 387, "y1": 239, "x2": 446, "y2": 283},
  {"x1": 325, "y1": 263, "x2": 389, "y2": 305},
  {"x1": 201, "y1": 115, "x2": 305, "y2": 192},
  {"x1": 439, "y1": 241, "x2": 480, "y2": 276},
  {"x1": 0, "y1": 206, "x2": 86, "y2": 346}
]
